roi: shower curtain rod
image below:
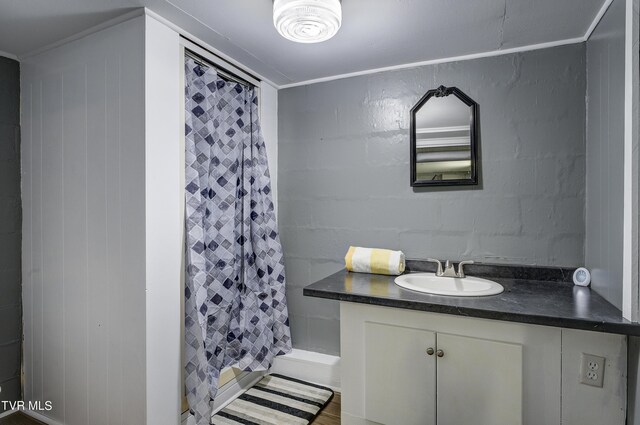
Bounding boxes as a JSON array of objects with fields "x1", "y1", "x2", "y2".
[{"x1": 185, "y1": 49, "x2": 256, "y2": 89}]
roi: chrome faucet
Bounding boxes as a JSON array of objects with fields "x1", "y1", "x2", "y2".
[{"x1": 427, "y1": 259, "x2": 475, "y2": 278}]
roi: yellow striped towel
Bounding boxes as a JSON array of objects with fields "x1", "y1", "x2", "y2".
[{"x1": 344, "y1": 246, "x2": 406, "y2": 276}]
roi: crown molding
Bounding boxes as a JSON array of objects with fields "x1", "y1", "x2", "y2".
[
  {"x1": 12, "y1": 0, "x2": 612, "y2": 88},
  {"x1": 18, "y1": 8, "x2": 144, "y2": 60},
  {"x1": 279, "y1": 36, "x2": 585, "y2": 89},
  {"x1": 584, "y1": 0, "x2": 615, "y2": 41},
  {"x1": 0, "y1": 50, "x2": 18, "y2": 61}
]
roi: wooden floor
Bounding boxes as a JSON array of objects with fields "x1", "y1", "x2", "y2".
[
  {"x1": 0, "y1": 394, "x2": 341, "y2": 425},
  {"x1": 311, "y1": 392, "x2": 341, "y2": 425},
  {"x1": 0, "y1": 412, "x2": 46, "y2": 425}
]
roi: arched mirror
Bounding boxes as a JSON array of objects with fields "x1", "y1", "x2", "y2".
[{"x1": 410, "y1": 85, "x2": 478, "y2": 187}]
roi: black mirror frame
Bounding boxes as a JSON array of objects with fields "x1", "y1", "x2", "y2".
[{"x1": 410, "y1": 85, "x2": 479, "y2": 187}]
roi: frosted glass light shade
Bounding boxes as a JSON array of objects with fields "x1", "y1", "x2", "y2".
[{"x1": 273, "y1": 0, "x2": 342, "y2": 43}]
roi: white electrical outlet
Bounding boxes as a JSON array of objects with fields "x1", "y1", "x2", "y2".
[{"x1": 580, "y1": 353, "x2": 605, "y2": 388}]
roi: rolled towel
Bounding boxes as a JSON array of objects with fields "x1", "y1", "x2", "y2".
[{"x1": 344, "y1": 246, "x2": 406, "y2": 276}]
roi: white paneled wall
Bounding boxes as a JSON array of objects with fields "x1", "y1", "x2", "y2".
[
  {"x1": 20, "y1": 10, "x2": 278, "y2": 425},
  {"x1": 144, "y1": 15, "x2": 182, "y2": 425},
  {"x1": 585, "y1": 0, "x2": 626, "y2": 311},
  {"x1": 21, "y1": 16, "x2": 147, "y2": 425}
]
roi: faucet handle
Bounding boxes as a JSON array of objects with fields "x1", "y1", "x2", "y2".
[
  {"x1": 426, "y1": 258, "x2": 443, "y2": 276},
  {"x1": 456, "y1": 260, "x2": 475, "y2": 278}
]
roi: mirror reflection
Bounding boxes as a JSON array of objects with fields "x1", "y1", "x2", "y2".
[{"x1": 410, "y1": 86, "x2": 478, "y2": 187}]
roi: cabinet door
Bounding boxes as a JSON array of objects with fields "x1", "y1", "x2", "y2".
[
  {"x1": 364, "y1": 322, "x2": 436, "y2": 425},
  {"x1": 436, "y1": 333, "x2": 523, "y2": 425}
]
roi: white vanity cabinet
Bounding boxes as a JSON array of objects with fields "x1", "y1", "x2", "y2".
[{"x1": 340, "y1": 302, "x2": 627, "y2": 425}]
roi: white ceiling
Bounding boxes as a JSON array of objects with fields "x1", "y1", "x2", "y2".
[{"x1": 0, "y1": 0, "x2": 607, "y2": 86}]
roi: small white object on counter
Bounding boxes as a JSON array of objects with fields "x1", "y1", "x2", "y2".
[{"x1": 573, "y1": 267, "x2": 591, "y2": 287}]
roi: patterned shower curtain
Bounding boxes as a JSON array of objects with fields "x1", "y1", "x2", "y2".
[{"x1": 183, "y1": 57, "x2": 292, "y2": 425}]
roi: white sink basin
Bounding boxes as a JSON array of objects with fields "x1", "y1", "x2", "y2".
[{"x1": 394, "y1": 272, "x2": 504, "y2": 297}]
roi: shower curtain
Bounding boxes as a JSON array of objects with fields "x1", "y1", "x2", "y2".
[{"x1": 183, "y1": 57, "x2": 292, "y2": 425}]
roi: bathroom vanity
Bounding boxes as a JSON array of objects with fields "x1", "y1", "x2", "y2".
[{"x1": 304, "y1": 261, "x2": 638, "y2": 425}]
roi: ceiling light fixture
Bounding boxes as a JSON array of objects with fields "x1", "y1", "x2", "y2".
[{"x1": 273, "y1": 0, "x2": 342, "y2": 44}]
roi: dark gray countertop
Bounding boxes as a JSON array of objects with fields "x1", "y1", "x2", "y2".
[{"x1": 303, "y1": 261, "x2": 640, "y2": 336}]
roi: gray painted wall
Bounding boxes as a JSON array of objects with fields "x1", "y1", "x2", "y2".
[
  {"x1": 0, "y1": 56, "x2": 21, "y2": 410},
  {"x1": 279, "y1": 44, "x2": 587, "y2": 355},
  {"x1": 585, "y1": 0, "x2": 626, "y2": 311}
]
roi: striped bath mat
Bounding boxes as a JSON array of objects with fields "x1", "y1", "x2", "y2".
[{"x1": 212, "y1": 374, "x2": 334, "y2": 424}]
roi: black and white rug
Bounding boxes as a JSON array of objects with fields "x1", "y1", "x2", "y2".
[{"x1": 211, "y1": 374, "x2": 334, "y2": 424}]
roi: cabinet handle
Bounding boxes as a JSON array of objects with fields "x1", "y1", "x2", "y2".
[
  {"x1": 436, "y1": 349, "x2": 444, "y2": 358},
  {"x1": 426, "y1": 347, "x2": 434, "y2": 356}
]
